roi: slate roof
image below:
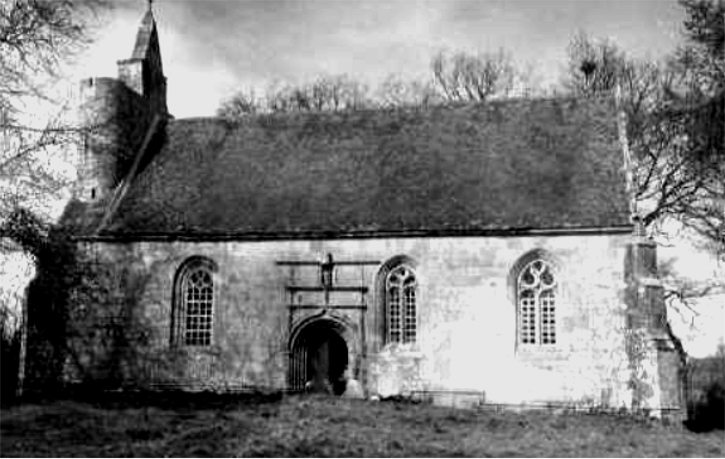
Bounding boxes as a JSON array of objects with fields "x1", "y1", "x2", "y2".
[
  {"x1": 71, "y1": 97, "x2": 632, "y2": 240},
  {"x1": 130, "y1": 9, "x2": 156, "y2": 60}
]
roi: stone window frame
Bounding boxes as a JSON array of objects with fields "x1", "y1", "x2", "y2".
[
  {"x1": 509, "y1": 250, "x2": 559, "y2": 348},
  {"x1": 171, "y1": 256, "x2": 218, "y2": 347},
  {"x1": 378, "y1": 255, "x2": 418, "y2": 346}
]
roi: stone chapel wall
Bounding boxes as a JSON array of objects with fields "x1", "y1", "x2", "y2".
[{"x1": 71, "y1": 232, "x2": 641, "y2": 408}]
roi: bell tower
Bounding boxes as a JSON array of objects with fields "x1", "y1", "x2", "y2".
[
  {"x1": 116, "y1": 1, "x2": 168, "y2": 116},
  {"x1": 76, "y1": 3, "x2": 168, "y2": 203}
]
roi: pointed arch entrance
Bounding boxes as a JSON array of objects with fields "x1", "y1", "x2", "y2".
[{"x1": 289, "y1": 317, "x2": 350, "y2": 395}]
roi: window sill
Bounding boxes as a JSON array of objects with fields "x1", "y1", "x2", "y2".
[
  {"x1": 172, "y1": 344, "x2": 222, "y2": 357},
  {"x1": 380, "y1": 342, "x2": 422, "y2": 356},
  {"x1": 515, "y1": 345, "x2": 567, "y2": 359}
]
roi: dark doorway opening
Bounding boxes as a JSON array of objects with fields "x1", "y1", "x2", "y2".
[{"x1": 290, "y1": 319, "x2": 349, "y2": 395}]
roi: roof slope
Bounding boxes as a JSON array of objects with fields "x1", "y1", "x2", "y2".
[
  {"x1": 91, "y1": 97, "x2": 631, "y2": 239},
  {"x1": 131, "y1": 9, "x2": 157, "y2": 60}
]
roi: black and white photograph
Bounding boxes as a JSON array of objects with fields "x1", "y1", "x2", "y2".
[{"x1": 1, "y1": 0, "x2": 723, "y2": 456}]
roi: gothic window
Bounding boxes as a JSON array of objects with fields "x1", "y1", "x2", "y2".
[
  {"x1": 386, "y1": 264, "x2": 417, "y2": 344},
  {"x1": 172, "y1": 257, "x2": 216, "y2": 347},
  {"x1": 517, "y1": 258, "x2": 557, "y2": 345}
]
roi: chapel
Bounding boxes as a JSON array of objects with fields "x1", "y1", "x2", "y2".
[{"x1": 26, "y1": 5, "x2": 683, "y2": 415}]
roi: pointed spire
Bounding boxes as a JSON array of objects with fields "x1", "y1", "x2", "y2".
[
  {"x1": 132, "y1": 4, "x2": 157, "y2": 60},
  {"x1": 117, "y1": 1, "x2": 167, "y2": 114}
]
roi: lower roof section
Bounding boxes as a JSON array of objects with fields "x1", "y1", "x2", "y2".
[{"x1": 73, "y1": 224, "x2": 634, "y2": 243}]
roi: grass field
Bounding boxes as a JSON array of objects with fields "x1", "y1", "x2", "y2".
[{"x1": 1, "y1": 393, "x2": 723, "y2": 457}]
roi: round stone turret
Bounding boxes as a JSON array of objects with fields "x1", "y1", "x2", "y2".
[{"x1": 74, "y1": 6, "x2": 168, "y2": 203}]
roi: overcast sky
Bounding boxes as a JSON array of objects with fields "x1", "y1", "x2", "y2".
[{"x1": 78, "y1": 0, "x2": 686, "y2": 118}]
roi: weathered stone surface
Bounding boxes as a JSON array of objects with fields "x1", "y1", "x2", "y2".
[
  {"x1": 342, "y1": 378, "x2": 364, "y2": 399},
  {"x1": 53, "y1": 7, "x2": 681, "y2": 420},
  {"x1": 61, "y1": 232, "x2": 677, "y2": 411},
  {"x1": 624, "y1": 236, "x2": 684, "y2": 418}
]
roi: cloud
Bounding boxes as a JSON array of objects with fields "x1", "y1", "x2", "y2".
[{"x1": 82, "y1": 0, "x2": 683, "y2": 117}]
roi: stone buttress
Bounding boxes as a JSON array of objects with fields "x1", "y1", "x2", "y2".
[{"x1": 624, "y1": 221, "x2": 684, "y2": 420}]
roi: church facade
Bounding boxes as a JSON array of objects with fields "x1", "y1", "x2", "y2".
[{"x1": 41, "y1": 8, "x2": 682, "y2": 415}]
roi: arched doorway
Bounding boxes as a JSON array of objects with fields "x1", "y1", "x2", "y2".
[{"x1": 289, "y1": 318, "x2": 349, "y2": 395}]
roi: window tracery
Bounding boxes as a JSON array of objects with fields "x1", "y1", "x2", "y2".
[
  {"x1": 517, "y1": 259, "x2": 557, "y2": 345},
  {"x1": 386, "y1": 264, "x2": 417, "y2": 344},
  {"x1": 172, "y1": 257, "x2": 216, "y2": 346}
]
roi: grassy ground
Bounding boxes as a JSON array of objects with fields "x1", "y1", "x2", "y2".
[{"x1": 1, "y1": 394, "x2": 723, "y2": 457}]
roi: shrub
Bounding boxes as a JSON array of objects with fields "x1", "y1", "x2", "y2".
[
  {"x1": 686, "y1": 355, "x2": 725, "y2": 432},
  {"x1": 1, "y1": 327, "x2": 21, "y2": 405}
]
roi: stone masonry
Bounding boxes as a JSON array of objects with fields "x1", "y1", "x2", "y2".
[{"x1": 64, "y1": 231, "x2": 663, "y2": 411}]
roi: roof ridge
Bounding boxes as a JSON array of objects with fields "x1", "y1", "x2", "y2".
[{"x1": 182, "y1": 95, "x2": 615, "y2": 125}]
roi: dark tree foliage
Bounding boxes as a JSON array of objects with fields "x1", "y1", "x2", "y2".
[
  {"x1": 664, "y1": 0, "x2": 724, "y2": 251},
  {"x1": 1, "y1": 207, "x2": 183, "y2": 393},
  {"x1": 1, "y1": 0, "x2": 107, "y2": 398},
  {"x1": 1, "y1": 208, "x2": 72, "y2": 391},
  {"x1": 685, "y1": 348, "x2": 725, "y2": 431}
]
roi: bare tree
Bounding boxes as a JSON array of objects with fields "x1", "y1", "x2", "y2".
[
  {"x1": 218, "y1": 74, "x2": 375, "y2": 117},
  {"x1": 564, "y1": 31, "x2": 629, "y2": 96},
  {"x1": 1, "y1": 1, "x2": 92, "y2": 110},
  {"x1": 306, "y1": 75, "x2": 371, "y2": 112},
  {"x1": 220, "y1": 47, "x2": 535, "y2": 117},
  {"x1": 565, "y1": 24, "x2": 724, "y2": 256},
  {"x1": 660, "y1": 255, "x2": 725, "y2": 320},
  {"x1": 663, "y1": 0, "x2": 724, "y2": 253},
  {"x1": 217, "y1": 87, "x2": 261, "y2": 119},
  {"x1": 220, "y1": 48, "x2": 525, "y2": 117},
  {"x1": 0, "y1": 0, "x2": 107, "y2": 397},
  {"x1": 563, "y1": 4, "x2": 724, "y2": 366},
  {"x1": 375, "y1": 73, "x2": 440, "y2": 108},
  {"x1": 431, "y1": 48, "x2": 517, "y2": 102},
  {"x1": 1, "y1": 0, "x2": 106, "y2": 231}
]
